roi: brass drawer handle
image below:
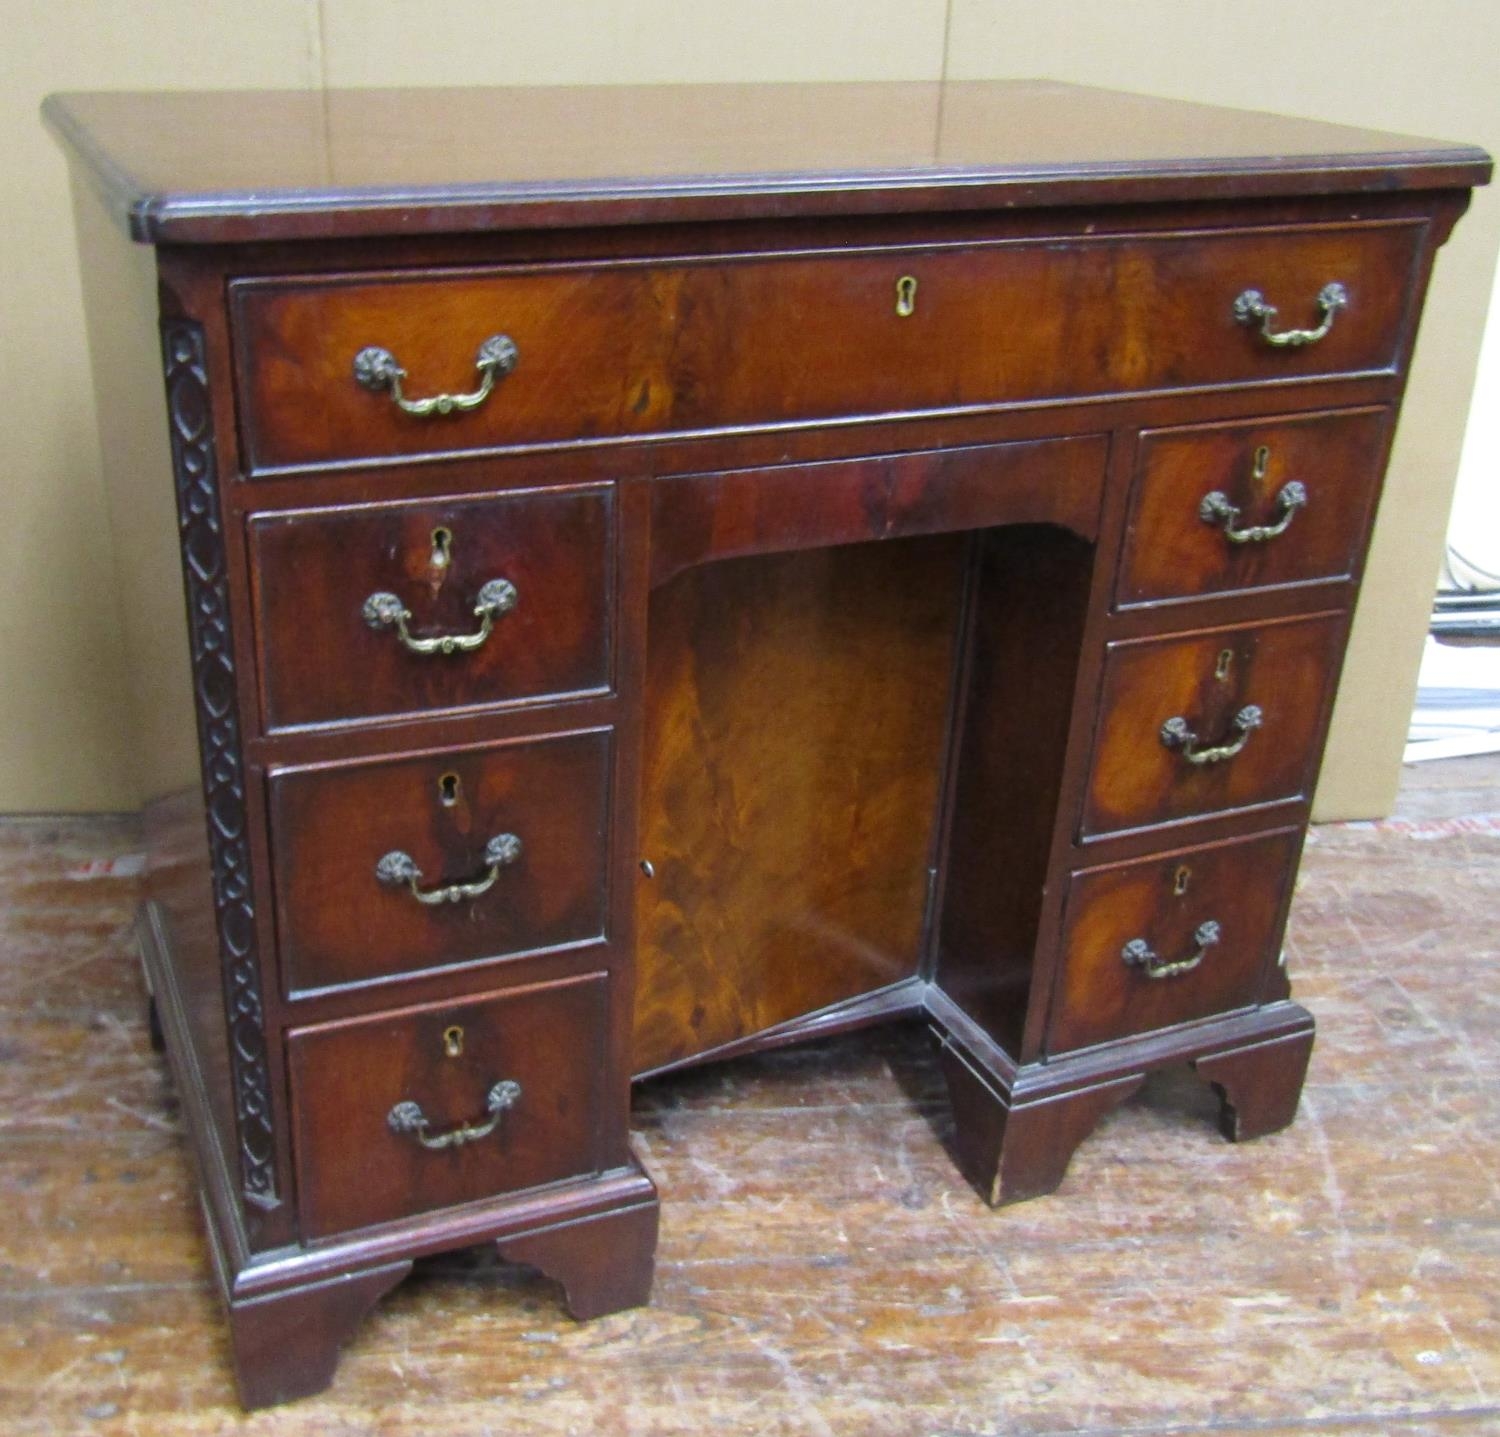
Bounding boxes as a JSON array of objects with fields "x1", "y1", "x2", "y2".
[
  {"x1": 353, "y1": 334, "x2": 518, "y2": 416},
  {"x1": 363, "y1": 577, "x2": 517, "y2": 655},
  {"x1": 1122, "y1": 920, "x2": 1222, "y2": 981},
  {"x1": 387, "y1": 1079, "x2": 522, "y2": 1151},
  {"x1": 376, "y1": 833, "x2": 522, "y2": 906},
  {"x1": 1199, "y1": 480, "x2": 1307, "y2": 544},
  {"x1": 1233, "y1": 282, "x2": 1347, "y2": 348},
  {"x1": 1160, "y1": 704, "x2": 1262, "y2": 765}
]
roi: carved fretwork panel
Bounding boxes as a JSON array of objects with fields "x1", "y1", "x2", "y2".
[{"x1": 160, "y1": 318, "x2": 278, "y2": 1212}]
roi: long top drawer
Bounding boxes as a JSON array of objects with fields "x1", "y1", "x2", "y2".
[{"x1": 232, "y1": 220, "x2": 1422, "y2": 471}]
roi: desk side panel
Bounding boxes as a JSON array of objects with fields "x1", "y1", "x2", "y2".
[{"x1": 69, "y1": 172, "x2": 267, "y2": 1246}]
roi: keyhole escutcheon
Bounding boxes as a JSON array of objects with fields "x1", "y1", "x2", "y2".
[
  {"x1": 895, "y1": 275, "x2": 918, "y2": 318},
  {"x1": 442, "y1": 1025, "x2": 464, "y2": 1058}
]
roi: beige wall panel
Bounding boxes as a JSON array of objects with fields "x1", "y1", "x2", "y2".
[
  {"x1": 0, "y1": 0, "x2": 321, "y2": 813},
  {"x1": 1450, "y1": 259, "x2": 1500, "y2": 566},
  {"x1": 68, "y1": 175, "x2": 203, "y2": 808},
  {"x1": 946, "y1": 0, "x2": 1500, "y2": 818},
  {"x1": 319, "y1": 0, "x2": 949, "y2": 87}
]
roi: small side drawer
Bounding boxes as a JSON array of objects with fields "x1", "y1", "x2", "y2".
[
  {"x1": 289, "y1": 974, "x2": 610, "y2": 1238},
  {"x1": 249, "y1": 483, "x2": 612, "y2": 731},
  {"x1": 1049, "y1": 828, "x2": 1300, "y2": 1054},
  {"x1": 1117, "y1": 407, "x2": 1390, "y2": 608},
  {"x1": 269, "y1": 730, "x2": 610, "y2": 996},
  {"x1": 1082, "y1": 612, "x2": 1345, "y2": 840}
]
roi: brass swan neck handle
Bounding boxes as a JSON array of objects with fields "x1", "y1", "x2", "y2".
[
  {"x1": 353, "y1": 334, "x2": 518, "y2": 417},
  {"x1": 375, "y1": 833, "x2": 523, "y2": 906},
  {"x1": 1160, "y1": 705, "x2": 1263, "y2": 766},
  {"x1": 387, "y1": 1080, "x2": 523, "y2": 1151},
  {"x1": 362, "y1": 577, "x2": 518, "y2": 656},
  {"x1": 1233, "y1": 282, "x2": 1347, "y2": 348},
  {"x1": 1122, "y1": 920, "x2": 1222, "y2": 981}
]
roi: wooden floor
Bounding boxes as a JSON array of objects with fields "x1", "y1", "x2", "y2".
[{"x1": 2, "y1": 758, "x2": 1498, "y2": 1435}]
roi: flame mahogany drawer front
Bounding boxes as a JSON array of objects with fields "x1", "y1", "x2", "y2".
[
  {"x1": 288, "y1": 974, "x2": 612, "y2": 1239},
  {"x1": 249, "y1": 483, "x2": 614, "y2": 731},
  {"x1": 268, "y1": 731, "x2": 611, "y2": 997},
  {"x1": 1116, "y1": 406, "x2": 1391, "y2": 608},
  {"x1": 1082, "y1": 611, "x2": 1347, "y2": 840},
  {"x1": 1049, "y1": 828, "x2": 1302, "y2": 1055},
  {"x1": 230, "y1": 220, "x2": 1420, "y2": 471}
]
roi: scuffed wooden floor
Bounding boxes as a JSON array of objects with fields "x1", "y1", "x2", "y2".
[{"x1": 1, "y1": 759, "x2": 1497, "y2": 1435}]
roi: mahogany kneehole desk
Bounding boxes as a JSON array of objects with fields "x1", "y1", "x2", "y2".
[{"x1": 46, "y1": 81, "x2": 1489, "y2": 1409}]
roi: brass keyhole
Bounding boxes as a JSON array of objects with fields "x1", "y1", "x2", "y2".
[
  {"x1": 438, "y1": 771, "x2": 461, "y2": 807},
  {"x1": 442, "y1": 1025, "x2": 464, "y2": 1058},
  {"x1": 1215, "y1": 648, "x2": 1234, "y2": 683},
  {"x1": 430, "y1": 526, "x2": 453, "y2": 569},
  {"x1": 1173, "y1": 865, "x2": 1192, "y2": 896},
  {"x1": 1252, "y1": 445, "x2": 1271, "y2": 481},
  {"x1": 895, "y1": 275, "x2": 918, "y2": 318}
]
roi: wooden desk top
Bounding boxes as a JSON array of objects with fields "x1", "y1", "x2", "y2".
[{"x1": 44, "y1": 80, "x2": 1491, "y2": 244}]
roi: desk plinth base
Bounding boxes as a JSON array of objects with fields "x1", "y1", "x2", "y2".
[
  {"x1": 138, "y1": 902, "x2": 660, "y2": 1411},
  {"x1": 213, "y1": 1185, "x2": 661, "y2": 1410},
  {"x1": 927, "y1": 988, "x2": 1316, "y2": 1206}
]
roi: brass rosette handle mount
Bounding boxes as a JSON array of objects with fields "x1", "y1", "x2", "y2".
[
  {"x1": 1200, "y1": 480, "x2": 1307, "y2": 545},
  {"x1": 353, "y1": 334, "x2": 518, "y2": 416},
  {"x1": 387, "y1": 1079, "x2": 523, "y2": 1151},
  {"x1": 1233, "y1": 282, "x2": 1347, "y2": 348},
  {"x1": 1160, "y1": 704, "x2": 1263, "y2": 766},
  {"x1": 376, "y1": 833, "x2": 523, "y2": 906},
  {"x1": 362, "y1": 577, "x2": 518, "y2": 656},
  {"x1": 1121, "y1": 920, "x2": 1222, "y2": 981}
]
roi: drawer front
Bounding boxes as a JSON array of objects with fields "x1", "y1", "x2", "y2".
[
  {"x1": 250, "y1": 484, "x2": 612, "y2": 731},
  {"x1": 1118, "y1": 407, "x2": 1390, "y2": 607},
  {"x1": 1049, "y1": 828, "x2": 1300, "y2": 1054},
  {"x1": 233, "y1": 222, "x2": 1419, "y2": 470},
  {"x1": 289, "y1": 974, "x2": 610, "y2": 1238},
  {"x1": 1082, "y1": 613, "x2": 1345, "y2": 840},
  {"x1": 270, "y1": 731, "x2": 610, "y2": 996}
]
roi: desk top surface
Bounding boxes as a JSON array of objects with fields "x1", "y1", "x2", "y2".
[{"x1": 44, "y1": 80, "x2": 1491, "y2": 245}]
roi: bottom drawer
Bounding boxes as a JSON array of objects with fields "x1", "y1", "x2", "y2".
[
  {"x1": 289, "y1": 973, "x2": 610, "y2": 1239},
  {"x1": 1048, "y1": 828, "x2": 1301, "y2": 1055}
]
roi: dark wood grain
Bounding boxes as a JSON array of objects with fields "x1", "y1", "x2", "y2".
[
  {"x1": 649, "y1": 435, "x2": 1107, "y2": 588},
  {"x1": 226, "y1": 1261, "x2": 412, "y2": 1409},
  {"x1": 496, "y1": 1201, "x2": 659, "y2": 1320},
  {"x1": 1082, "y1": 611, "x2": 1347, "y2": 839},
  {"x1": 1193, "y1": 1022, "x2": 1317, "y2": 1141},
  {"x1": 937, "y1": 1038, "x2": 1146, "y2": 1206},
  {"x1": 633, "y1": 534, "x2": 964, "y2": 1074},
  {"x1": 1118, "y1": 406, "x2": 1392, "y2": 607},
  {"x1": 233, "y1": 222, "x2": 1419, "y2": 470},
  {"x1": 287, "y1": 974, "x2": 611, "y2": 1238},
  {"x1": 41, "y1": 82, "x2": 1491, "y2": 243},
  {"x1": 935, "y1": 524, "x2": 1096, "y2": 1057},
  {"x1": 249, "y1": 484, "x2": 613, "y2": 731},
  {"x1": 1049, "y1": 827, "x2": 1303, "y2": 1054},
  {"x1": 269, "y1": 731, "x2": 611, "y2": 995}
]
